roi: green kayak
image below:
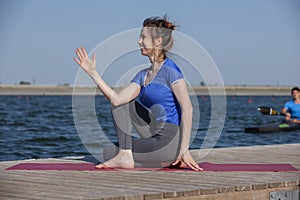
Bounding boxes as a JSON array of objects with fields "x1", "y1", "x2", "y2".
[{"x1": 244, "y1": 121, "x2": 300, "y2": 133}]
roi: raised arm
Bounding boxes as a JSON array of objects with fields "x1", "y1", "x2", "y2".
[
  {"x1": 171, "y1": 79, "x2": 202, "y2": 171},
  {"x1": 73, "y1": 47, "x2": 140, "y2": 106}
]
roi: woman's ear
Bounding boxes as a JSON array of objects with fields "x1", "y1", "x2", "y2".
[{"x1": 155, "y1": 36, "x2": 163, "y2": 48}]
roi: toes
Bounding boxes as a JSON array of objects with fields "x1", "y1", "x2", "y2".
[{"x1": 95, "y1": 163, "x2": 112, "y2": 169}]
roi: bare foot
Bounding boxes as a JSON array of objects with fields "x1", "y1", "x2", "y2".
[{"x1": 96, "y1": 149, "x2": 134, "y2": 169}]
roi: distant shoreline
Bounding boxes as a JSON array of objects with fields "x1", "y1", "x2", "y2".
[{"x1": 0, "y1": 84, "x2": 293, "y2": 96}]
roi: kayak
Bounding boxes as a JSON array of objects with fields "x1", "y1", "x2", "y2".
[{"x1": 244, "y1": 121, "x2": 300, "y2": 133}]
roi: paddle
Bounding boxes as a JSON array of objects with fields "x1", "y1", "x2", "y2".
[{"x1": 257, "y1": 106, "x2": 283, "y2": 116}]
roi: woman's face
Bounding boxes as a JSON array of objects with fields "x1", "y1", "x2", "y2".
[{"x1": 138, "y1": 27, "x2": 156, "y2": 57}]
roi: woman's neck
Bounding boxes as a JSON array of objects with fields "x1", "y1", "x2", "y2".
[
  {"x1": 152, "y1": 59, "x2": 165, "y2": 69},
  {"x1": 149, "y1": 53, "x2": 165, "y2": 70},
  {"x1": 149, "y1": 50, "x2": 165, "y2": 63}
]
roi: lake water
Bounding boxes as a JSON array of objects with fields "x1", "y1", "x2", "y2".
[{"x1": 0, "y1": 95, "x2": 299, "y2": 161}]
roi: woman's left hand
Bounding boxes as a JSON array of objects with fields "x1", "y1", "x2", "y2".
[
  {"x1": 172, "y1": 150, "x2": 203, "y2": 171},
  {"x1": 73, "y1": 47, "x2": 97, "y2": 76}
]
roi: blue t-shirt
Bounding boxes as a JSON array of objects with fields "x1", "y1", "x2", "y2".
[
  {"x1": 284, "y1": 101, "x2": 300, "y2": 120},
  {"x1": 131, "y1": 58, "x2": 183, "y2": 125}
]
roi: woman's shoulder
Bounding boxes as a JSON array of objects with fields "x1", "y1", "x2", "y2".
[
  {"x1": 135, "y1": 68, "x2": 148, "y2": 75},
  {"x1": 131, "y1": 67, "x2": 149, "y2": 84},
  {"x1": 163, "y1": 58, "x2": 182, "y2": 74},
  {"x1": 160, "y1": 58, "x2": 184, "y2": 83}
]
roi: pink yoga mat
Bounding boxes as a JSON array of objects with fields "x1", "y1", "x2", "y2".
[{"x1": 5, "y1": 162, "x2": 299, "y2": 172}]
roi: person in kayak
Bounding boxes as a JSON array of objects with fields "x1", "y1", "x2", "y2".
[
  {"x1": 281, "y1": 87, "x2": 300, "y2": 123},
  {"x1": 73, "y1": 15, "x2": 202, "y2": 171}
]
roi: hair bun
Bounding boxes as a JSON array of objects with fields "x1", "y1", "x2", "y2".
[
  {"x1": 165, "y1": 20, "x2": 175, "y2": 30},
  {"x1": 162, "y1": 15, "x2": 176, "y2": 30}
]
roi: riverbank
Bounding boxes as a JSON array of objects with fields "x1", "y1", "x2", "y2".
[{"x1": 0, "y1": 85, "x2": 294, "y2": 96}]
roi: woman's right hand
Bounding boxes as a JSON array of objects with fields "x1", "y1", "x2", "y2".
[
  {"x1": 73, "y1": 47, "x2": 96, "y2": 76},
  {"x1": 172, "y1": 150, "x2": 203, "y2": 171}
]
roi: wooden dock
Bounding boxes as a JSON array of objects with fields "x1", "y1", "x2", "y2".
[{"x1": 1, "y1": 144, "x2": 299, "y2": 200}]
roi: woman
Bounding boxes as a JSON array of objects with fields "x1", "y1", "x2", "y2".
[{"x1": 74, "y1": 16, "x2": 202, "y2": 171}]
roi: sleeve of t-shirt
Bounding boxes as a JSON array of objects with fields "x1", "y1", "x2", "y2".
[
  {"x1": 167, "y1": 67, "x2": 184, "y2": 85},
  {"x1": 284, "y1": 101, "x2": 291, "y2": 110},
  {"x1": 131, "y1": 70, "x2": 144, "y2": 86}
]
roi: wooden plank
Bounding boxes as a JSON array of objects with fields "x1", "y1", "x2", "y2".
[{"x1": 1, "y1": 144, "x2": 299, "y2": 200}]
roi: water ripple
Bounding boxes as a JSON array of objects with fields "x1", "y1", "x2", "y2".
[{"x1": 0, "y1": 95, "x2": 299, "y2": 161}]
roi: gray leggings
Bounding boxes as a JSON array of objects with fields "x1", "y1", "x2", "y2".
[{"x1": 103, "y1": 100, "x2": 181, "y2": 167}]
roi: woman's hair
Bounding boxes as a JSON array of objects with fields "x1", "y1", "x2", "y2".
[{"x1": 143, "y1": 15, "x2": 177, "y2": 52}]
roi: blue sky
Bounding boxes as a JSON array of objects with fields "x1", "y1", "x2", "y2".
[{"x1": 0, "y1": 0, "x2": 299, "y2": 86}]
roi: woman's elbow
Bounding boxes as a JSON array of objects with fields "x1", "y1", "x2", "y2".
[
  {"x1": 111, "y1": 98, "x2": 122, "y2": 107},
  {"x1": 111, "y1": 97, "x2": 130, "y2": 107}
]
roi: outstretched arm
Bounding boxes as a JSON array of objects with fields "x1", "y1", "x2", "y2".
[
  {"x1": 74, "y1": 47, "x2": 140, "y2": 106},
  {"x1": 171, "y1": 79, "x2": 202, "y2": 171}
]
